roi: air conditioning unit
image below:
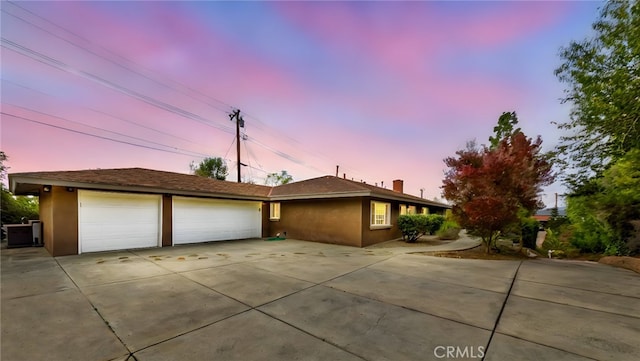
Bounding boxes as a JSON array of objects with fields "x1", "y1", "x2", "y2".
[{"x1": 31, "y1": 220, "x2": 43, "y2": 247}]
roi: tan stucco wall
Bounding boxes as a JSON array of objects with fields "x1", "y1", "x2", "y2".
[
  {"x1": 39, "y1": 186, "x2": 78, "y2": 256},
  {"x1": 38, "y1": 187, "x2": 53, "y2": 255},
  {"x1": 269, "y1": 198, "x2": 363, "y2": 247},
  {"x1": 162, "y1": 195, "x2": 172, "y2": 247},
  {"x1": 361, "y1": 198, "x2": 403, "y2": 247},
  {"x1": 261, "y1": 202, "x2": 270, "y2": 238}
]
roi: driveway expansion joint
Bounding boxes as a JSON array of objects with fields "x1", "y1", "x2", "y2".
[
  {"x1": 53, "y1": 256, "x2": 133, "y2": 355},
  {"x1": 482, "y1": 260, "x2": 522, "y2": 360},
  {"x1": 4, "y1": 240, "x2": 639, "y2": 361}
]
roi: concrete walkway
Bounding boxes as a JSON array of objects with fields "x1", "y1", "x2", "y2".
[
  {"x1": 365, "y1": 230, "x2": 482, "y2": 254},
  {"x1": 2, "y1": 239, "x2": 639, "y2": 361}
]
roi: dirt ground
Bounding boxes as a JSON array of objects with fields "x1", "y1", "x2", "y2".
[
  {"x1": 413, "y1": 244, "x2": 531, "y2": 260},
  {"x1": 599, "y1": 256, "x2": 640, "y2": 273},
  {"x1": 401, "y1": 237, "x2": 640, "y2": 274}
]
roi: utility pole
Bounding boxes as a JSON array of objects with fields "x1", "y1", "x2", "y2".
[{"x1": 229, "y1": 109, "x2": 244, "y2": 182}]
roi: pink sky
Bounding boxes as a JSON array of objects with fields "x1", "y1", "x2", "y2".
[{"x1": 1, "y1": 1, "x2": 602, "y2": 206}]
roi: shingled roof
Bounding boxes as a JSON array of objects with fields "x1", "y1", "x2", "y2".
[
  {"x1": 9, "y1": 168, "x2": 449, "y2": 207},
  {"x1": 270, "y1": 175, "x2": 449, "y2": 207},
  {"x1": 9, "y1": 168, "x2": 272, "y2": 200}
]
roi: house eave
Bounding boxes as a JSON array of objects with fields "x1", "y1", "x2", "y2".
[
  {"x1": 271, "y1": 190, "x2": 450, "y2": 208},
  {"x1": 9, "y1": 174, "x2": 449, "y2": 207},
  {"x1": 9, "y1": 176, "x2": 270, "y2": 201},
  {"x1": 269, "y1": 191, "x2": 371, "y2": 201},
  {"x1": 371, "y1": 193, "x2": 451, "y2": 208}
]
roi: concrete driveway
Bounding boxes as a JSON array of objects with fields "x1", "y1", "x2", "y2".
[{"x1": 2, "y1": 239, "x2": 639, "y2": 361}]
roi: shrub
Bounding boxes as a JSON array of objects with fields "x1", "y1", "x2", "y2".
[
  {"x1": 541, "y1": 229, "x2": 569, "y2": 252},
  {"x1": 437, "y1": 220, "x2": 461, "y2": 240},
  {"x1": 398, "y1": 215, "x2": 428, "y2": 243},
  {"x1": 540, "y1": 228, "x2": 583, "y2": 258},
  {"x1": 425, "y1": 214, "x2": 445, "y2": 235},
  {"x1": 569, "y1": 219, "x2": 612, "y2": 253},
  {"x1": 397, "y1": 214, "x2": 445, "y2": 242}
]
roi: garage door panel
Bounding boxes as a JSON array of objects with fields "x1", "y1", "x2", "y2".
[
  {"x1": 173, "y1": 197, "x2": 261, "y2": 245},
  {"x1": 79, "y1": 191, "x2": 161, "y2": 253}
]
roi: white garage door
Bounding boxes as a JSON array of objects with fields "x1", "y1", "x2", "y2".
[
  {"x1": 78, "y1": 190, "x2": 161, "y2": 253},
  {"x1": 173, "y1": 196, "x2": 261, "y2": 245}
]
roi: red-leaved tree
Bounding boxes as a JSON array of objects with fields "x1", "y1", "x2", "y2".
[{"x1": 442, "y1": 133, "x2": 553, "y2": 253}]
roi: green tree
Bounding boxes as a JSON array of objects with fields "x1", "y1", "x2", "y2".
[
  {"x1": 554, "y1": 1, "x2": 640, "y2": 188},
  {"x1": 1, "y1": 190, "x2": 39, "y2": 225},
  {"x1": 190, "y1": 157, "x2": 228, "y2": 180},
  {"x1": 597, "y1": 149, "x2": 640, "y2": 254},
  {"x1": 1, "y1": 152, "x2": 39, "y2": 236},
  {"x1": 565, "y1": 194, "x2": 613, "y2": 254},
  {"x1": 0, "y1": 151, "x2": 7, "y2": 180},
  {"x1": 489, "y1": 111, "x2": 521, "y2": 149},
  {"x1": 265, "y1": 170, "x2": 293, "y2": 186}
]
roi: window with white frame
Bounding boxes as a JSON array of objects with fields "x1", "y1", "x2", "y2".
[
  {"x1": 371, "y1": 201, "x2": 391, "y2": 226},
  {"x1": 270, "y1": 202, "x2": 281, "y2": 220}
]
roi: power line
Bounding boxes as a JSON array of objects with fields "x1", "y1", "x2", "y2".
[
  {"x1": 2, "y1": 3, "x2": 235, "y2": 115},
  {"x1": 244, "y1": 136, "x2": 265, "y2": 171},
  {"x1": 2, "y1": 38, "x2": 316, "y2": 173},
  {"x1": 2, "y1": 111, "x2": 210, "y2": 158},
  {"x1": 2, "y1": 78, "x2": 202, "y2": 146},
  {"x1": 223, "y1": 136, "x2": 236, "y2": 161},
  {"x1": 2, "y1": 4, "x2": 334, "y2": 176},
  {"x1": 4, "y1": 110, "x2": 274, "y2": 177},
  {"x1": 2, "y1": 4, "x2": 371, "y2": 180},
  {"x1": 1, "y1": 38, "x2": 237, "y2": 135},
  {"x1": 4, "y1": 103, "x2": 207, "y2": 158}
]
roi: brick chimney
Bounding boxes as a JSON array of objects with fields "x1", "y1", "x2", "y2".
[{"x1": 392, "y1": 179, "x2": 403, "y2": 193}]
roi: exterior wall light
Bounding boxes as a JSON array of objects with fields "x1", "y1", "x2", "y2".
[{"x1": 43, "y1": 185, "x2": 52, "y2": 192}]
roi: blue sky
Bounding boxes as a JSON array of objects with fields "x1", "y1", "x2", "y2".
[{"x1": 1, "y1": 1, "x2": 604, "y2": 206}]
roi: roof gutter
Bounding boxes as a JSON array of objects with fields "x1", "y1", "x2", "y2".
[{"x1": 9, "y1": 176, "x2": 270, "y2": 201}]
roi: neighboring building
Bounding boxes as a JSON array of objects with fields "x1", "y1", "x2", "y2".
[
  {"x1": 9, "y1": 168, "x2": 449, "y2": 256},
  {"x1": 533, "y1": 207, "x2": 567, "y2": 227}
]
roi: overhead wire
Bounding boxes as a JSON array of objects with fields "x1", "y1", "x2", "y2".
[
  {"x1": 2, "y1": 3, "x2": 331, "y2": 176},
  {"x1": 5, "y1": 103, "x2": 207, "y2": 158},
  {"x1": 2, "y1": 78, "x2": 202, "y2": 145},
  {"x1": 2, "y1": 3, "x2": 235, "y2": 115},
  {"x1": 222, "y1": 136, "x2": 236, "y2": 162},
  {"x1": 2, "y1": 37, "x2": 318, "y2": 174},
  {"x1": 1, "y1": 38, "x2": 236, "y2": 135},
  {"x1": 2, "y1": 111, "x2": 210, "y2": 158},
  {"x1": 2, "y1": 3, "x2": 375, "y2": 181},
  {"x1": 243, "y1": 135, "x2": 265, "y2": 171}
]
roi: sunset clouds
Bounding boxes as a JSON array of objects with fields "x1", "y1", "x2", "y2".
[{"x1": 1, "y1": 1, "x2": 601, "y2": 205}]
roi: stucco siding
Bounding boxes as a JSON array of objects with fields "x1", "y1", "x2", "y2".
[
  {"x1": 361, "y1": 198, "x2": 404, "y2": 247},
  {"x1": 38, "y1": 187, "x2": 53, "y2": 255},
  {"x1": 162, "y1": 194, "x2": 172, "y2": 247},
  {"x1": 269, "y1": 198, "x2": 362, "y2": 247},
  {"x1": 39, "y1": 186, "x2": 79, "y2": 256}
]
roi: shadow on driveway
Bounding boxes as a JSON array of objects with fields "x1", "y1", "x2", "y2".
[{"x1": 2, "y1": 239, "x2": 639, "y2": 361}]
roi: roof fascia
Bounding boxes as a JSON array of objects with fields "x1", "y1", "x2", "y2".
[
  {"x1": 369, "y1": 192, "x2": 451, "y2": 208},
  {"x1": 9, "y1": 176, "x2": 269, "y2": 201},
  {"x1": 269, "y1": 191, "x2": 371, "y2": 201}
]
